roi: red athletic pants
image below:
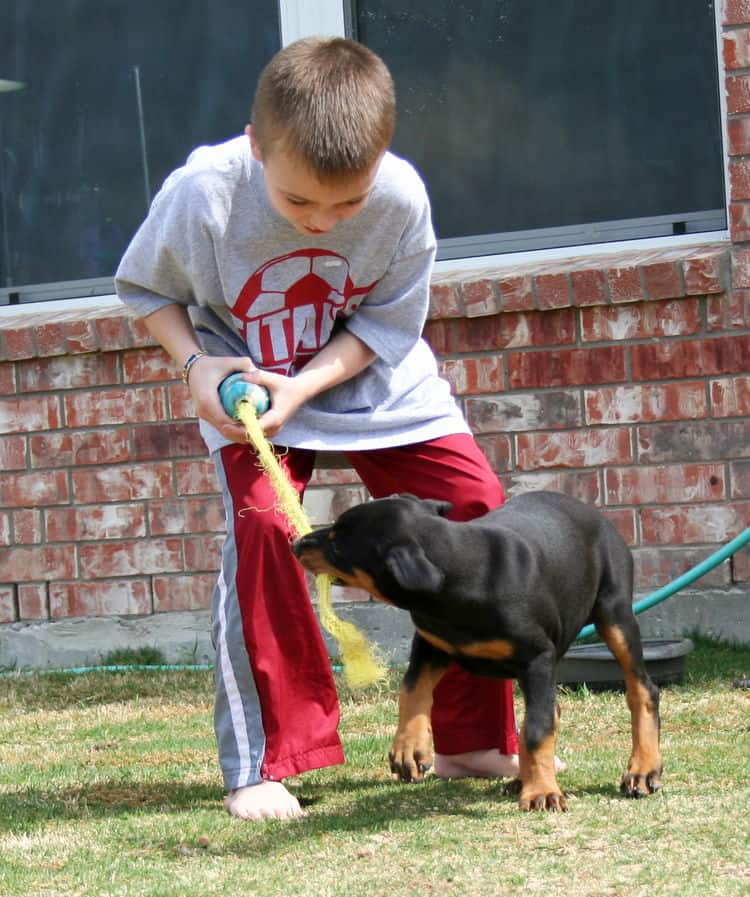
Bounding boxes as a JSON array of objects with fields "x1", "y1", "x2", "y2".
[{"x1": 213, "y1": 432, "x2": 519, "y2": 786}]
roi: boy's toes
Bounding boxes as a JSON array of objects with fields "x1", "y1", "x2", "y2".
[{"x1": 225, "y1": 782, "x2": 305, "y2": 820}]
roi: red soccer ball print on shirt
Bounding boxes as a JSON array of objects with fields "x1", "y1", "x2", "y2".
[{"x1": 230, "y1": 249, "x2": 379, "y2": 374}]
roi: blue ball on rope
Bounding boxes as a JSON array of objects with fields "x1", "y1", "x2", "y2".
[{"x1": 218, "y1": 372, "x2": 271, "y2": 420}]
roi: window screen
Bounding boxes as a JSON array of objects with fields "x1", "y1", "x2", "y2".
[
  {"x1": 0, "y1": 0, "x2": 280, "y2": 303},
  {"x1": 353, "y1": 1, "x2": 726, "y2": 258}
]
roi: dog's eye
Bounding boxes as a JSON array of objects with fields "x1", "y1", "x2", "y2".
[{"x1": 325, "y1": 532, "x2": 341, "y2": 556}]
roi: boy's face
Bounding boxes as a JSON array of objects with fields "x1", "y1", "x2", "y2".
[{"x1": 247, "y1": 126, "x2": 382, "y2": 237}]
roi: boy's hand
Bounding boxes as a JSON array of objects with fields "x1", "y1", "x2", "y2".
[
  {"x1": 240, "y1": 330, "x2": 376, "y2": 438},
  {"x1": 187, "y1": 355, "x2": 259, "y2": 444},
  {"x1": 184, "y1": 330, "x2": 375, "y2": 443},
  {"x1": 245, "y1": 369, "x2": 309, "y2": 438}
]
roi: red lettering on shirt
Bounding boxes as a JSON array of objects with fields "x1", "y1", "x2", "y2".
[{"x1": 230, "y1": 249, "x2": 378, "y2": 373}]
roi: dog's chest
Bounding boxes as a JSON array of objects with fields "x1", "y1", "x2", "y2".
[{"x1": 415, "y1": 626, "x2": 515, "y2": 663}]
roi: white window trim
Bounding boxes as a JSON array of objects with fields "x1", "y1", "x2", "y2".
[
  {"x1": 714, "y1": 0, "x2": 731, "y2": 234},
  {"x1": 1, "y1": 0, "x2": 730, "y2": 314},
  {"x1": 279, "y1": 0, "x2": 345, "y2": 44},
  {"x1": 0, "y1": 292, "x2": 122, "y2": 318},
  {"x1": 433, "y1": 230, "x2": 729, "y2": 278}
]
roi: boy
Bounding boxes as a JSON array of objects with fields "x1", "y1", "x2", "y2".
[{"x1": 116, "y1": 37, "x2": 520, "y2": 821}]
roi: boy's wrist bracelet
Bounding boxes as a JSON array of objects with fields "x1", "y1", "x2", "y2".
[{"x1": 181, "y1": 351, "x2": 207, "y2": 384}]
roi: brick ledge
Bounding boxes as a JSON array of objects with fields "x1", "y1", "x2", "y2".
[
  {"x1": 0, "y1": 241, "x2": 731, "y2": 361},
  {"x1": 429, "y1": 241, "x2": 730, "y2": 319}
]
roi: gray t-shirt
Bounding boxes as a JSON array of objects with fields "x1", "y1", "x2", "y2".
[{"x1": 115, "y1": 136, "x2": 469, "y2": 453}]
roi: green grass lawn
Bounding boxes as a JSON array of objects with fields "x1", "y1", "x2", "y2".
[{"x1": 0, "y1": 635, "x2": 748, "y2": 897}]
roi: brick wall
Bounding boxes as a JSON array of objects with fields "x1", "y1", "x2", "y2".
[
  {"x1": 0, "y1": 2, "x2": 748, "y2": 641},
  {"x1": 427, "y1": 243, "x2": 748, "y2": 594},
  {"x1": 1, "y1": 240, "x2": 747, "y2": 632}
]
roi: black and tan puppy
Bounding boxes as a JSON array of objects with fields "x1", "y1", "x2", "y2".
[{"x1": 292, "y1": 491, "x2": 662, "y2": 812}]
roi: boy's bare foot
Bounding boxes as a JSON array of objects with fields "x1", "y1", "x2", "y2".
[
  {"x1": 434, "y1": 749, "x2": 519, "y2": 779},
  {"x1": 224, "y1": 781, "x2": 304, "y2": 821},
  {"x1": 434, "y1": 749, "x2": 567, "y2": 779}
]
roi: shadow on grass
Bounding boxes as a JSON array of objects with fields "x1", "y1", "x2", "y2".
[
  {"x1": 186, "y1": 776, "x2": 628, "y2": 858},
  {"x1": 0, "y1": 780, "x2": 225, "y2": 835},
  {"x1": 0, "y1": 770, "x2": 626, "y2": 855},
  {"x1": 0, "y1": 775, "x2": 472, "y2": 837}
]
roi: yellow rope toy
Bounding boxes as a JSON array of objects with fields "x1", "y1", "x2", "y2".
[{"x1": 219, "y1": 373, "x2": 387, "y2": 689}]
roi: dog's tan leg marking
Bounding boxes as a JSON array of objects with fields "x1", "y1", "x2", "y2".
[
  {"x1": 389, "y1": 665, "x2": 446, "y2": 783},
  {"x1": 518, "y1": 705, "x2": 567, "y2": 811},
  {"x1": 597, "y1": 623, "x2": 662, "y2": 797}
]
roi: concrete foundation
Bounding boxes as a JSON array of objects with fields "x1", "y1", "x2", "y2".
[
  {"x1": 635, "y1": 586, "x2": 750, "y2": 645},
  {"x1": 0, "y1": 585, "x2": 747, "y2": 672},
  {"x1": 0, "y1": 611, "x2": 215, "y2": 671}
]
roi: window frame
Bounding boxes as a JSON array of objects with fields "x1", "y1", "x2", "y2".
[{"x1": 0, "y1": 0, "x2": 730, "y2": 313}]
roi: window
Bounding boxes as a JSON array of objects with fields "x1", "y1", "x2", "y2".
[
  {"x1": 352, "y1": 1, "x2": 726, "y2": 259},
  {"x1": 0, "y1": 0, "x2": 280, "y2": 306},
  {"x1": 0, "y1": 1, "x2": 727, "y2": 307}
]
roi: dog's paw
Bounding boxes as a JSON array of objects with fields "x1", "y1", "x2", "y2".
[
  {"x1": 514, "y1": 776, "x2": 568, "y2": 812},
  {"x1": 518, "y1": 787, "x2": 568, "y2": 812},
  {"x1": 388, "y1": 744, "x2": 433, "y2": 783},
  {"x1": 388, "y1": 719, "x2": 433, "y2": 784},
  {"x1": 620, "y1": 768, "x2": 662, "y2": 798}
]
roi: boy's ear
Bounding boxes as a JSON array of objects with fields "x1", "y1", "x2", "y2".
[{"x1": 246, "y1": 125, "x2": 263, "y2": 162}]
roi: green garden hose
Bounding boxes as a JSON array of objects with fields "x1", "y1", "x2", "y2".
[{"x1": 575, "y1": 526, "x2": 750, "y2": 641}]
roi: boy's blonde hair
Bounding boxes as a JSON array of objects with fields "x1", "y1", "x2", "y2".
[{"x1": 251, "y1": 37, "x2": 395, "y2": 179}]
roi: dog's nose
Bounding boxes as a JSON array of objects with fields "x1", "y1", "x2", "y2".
[
  {"x1": 291, "y1": 531, "x2": 321, "y2": 555},
  {"x1": 291, "y1": 527, "x2": 331, "y2": 560}
]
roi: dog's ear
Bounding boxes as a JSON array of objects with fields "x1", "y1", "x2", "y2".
[
  {"x1": 423, "y1": 499, "x2": 452, "y2": 518},
  {"x1": 396, "y1": 494, "x2": 453, "y2": 518},
  {"x1": 384, "y1": 544, "x2": 445, "y2": 593}
]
